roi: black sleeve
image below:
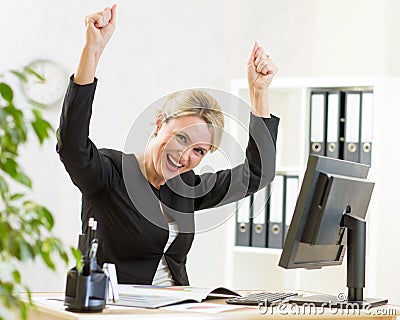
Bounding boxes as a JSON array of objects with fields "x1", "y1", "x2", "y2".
[
  {"x1": 194, "y1": 113, "x2": 279, "y2": 211},
  {"x1": 56, "y1": 76, "x2": 113, "y2": 197}
]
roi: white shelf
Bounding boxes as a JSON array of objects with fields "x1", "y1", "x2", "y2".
[{"x1": 229, "y1": 75, "x2": 400, "y2": 299}]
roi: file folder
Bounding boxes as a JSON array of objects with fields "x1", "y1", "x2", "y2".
[
  {"x1": 250, "y1": 186, "x2": 269, "y2": 247},
  {"x1": 344, "y1": 92, "x2": 361, "y2": 162},
  {"x1": 283, "y1": 176, "x2": 299, "y2": 242},
  {"x1": 326, "y1": 92, "x2": 340, "y2": 159},
  {"x1": 360, "y1": 91, "x2": 373, "y2": 165},
  {"x1": 310, "y1": 92, "x2": 326, "y2": 156},
  {"x1": 235, "y1": 196, "x2": 251, "y2": 246},
  {"x1": 267, "y1": 175, "x2": 284, "y2": 249}
]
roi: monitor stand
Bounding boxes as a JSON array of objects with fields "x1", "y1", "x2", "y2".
[{"x1": 289, "y1": 214, "x2": 388, "y2": 309}]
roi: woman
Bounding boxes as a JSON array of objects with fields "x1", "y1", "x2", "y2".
[{"x1": 57, "y1": 5, "x2": 279, "y2": 286}]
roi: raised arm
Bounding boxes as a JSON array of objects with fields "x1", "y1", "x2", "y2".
[
  {"x1": 194, "y1": 43, "x2": 279, "y2": 211},
  {"x1": 56, "y1": 5, "x2": 117, "y2": 197}
]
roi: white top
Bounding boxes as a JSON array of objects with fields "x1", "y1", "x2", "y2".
[{"x1": 152, "y1": 221, "x2": 179, "y2": 286}]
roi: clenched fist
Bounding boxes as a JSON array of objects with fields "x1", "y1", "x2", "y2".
[
  {"x1": 247, "y1": 42, "x2": 278, "y2": 92},
  {"x1": 84, "y1": 4, "x2": 117, "y2": 50}
]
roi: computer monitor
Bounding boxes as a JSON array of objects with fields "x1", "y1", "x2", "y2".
[{"x1": 278, "y1": 155, "x2": 387, "y2": 308}]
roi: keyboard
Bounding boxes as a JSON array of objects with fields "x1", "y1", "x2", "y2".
[{"x1": 226, "y1": 291, "x2": 298, "y2": 306}]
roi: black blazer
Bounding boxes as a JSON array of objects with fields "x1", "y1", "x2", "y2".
[{"x1": 57, "y1": 76, "x2": 279, "y2": 285}]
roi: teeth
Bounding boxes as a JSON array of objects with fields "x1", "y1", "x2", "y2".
[{"x1": 168, "y1": 154, "x2": 183, "y2": 168}]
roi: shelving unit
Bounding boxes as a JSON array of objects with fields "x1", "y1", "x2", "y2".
[{"x1": 228, "y1": 76, "x2": 400, "y2": 299}]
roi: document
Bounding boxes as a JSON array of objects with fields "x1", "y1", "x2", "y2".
[
  {"x1": 344, "y1": 92, "x2": 361, "y2": 162},
  {"x1": 310, "y1": 92, "x2": 326, "y2": 156},
  {"x1": 268, "y1": 174, "x2": 284, "y2": 249},
  {"x1": 235, "y1": 196, "x2": 251, "y2": 246},
  {"x1": 162, "y1": 302, "x2": 247, "y2": 314},
  {"x1": 284, "y1": 176, "x2": 299, "y2": 242},
  {"x1": 112, "y1": 285, "x2": 241, "y2": 309},
  {"x1": 360, "y1": 91, "x2": 373, "y2": 165},
  {"x1": 250, "y1": 187, "x2": 268, "y2": 247},
  {"x1": 326, "y1": 92, "x2": 340, "y2": 158}
]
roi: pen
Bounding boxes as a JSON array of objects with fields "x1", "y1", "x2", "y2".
[
  {"x1": 83, "y1": 241, "x2": 99, "y2": 275},
  {"x1": 89, "y1": 239, "x2": 98, "y2": 259},
  {"x1": 87, "y1": 237, "x2": 99, "y2": 273},
  {"x1": 92, "y1": 220, "x2": 97, "y2": 242},
  {"x1": 87, "y1": 218, "x2": 94, "y2": 257}
]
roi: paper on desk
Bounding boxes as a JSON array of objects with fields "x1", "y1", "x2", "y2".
[
  {"x1": 117, "y1": 284, "x2": 239, "y2": 301},
  {"x1": 114, "y1": 285, "x2": 240, "y2": 309},
  {"x1": 161, "y1": 302, "x2": 247, "y2": 314}
]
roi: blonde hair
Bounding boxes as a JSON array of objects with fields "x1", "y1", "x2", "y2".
[{"x1": 158, "y1": 89, "x2": 224, "y2": 152}]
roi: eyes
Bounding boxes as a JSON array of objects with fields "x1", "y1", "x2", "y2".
[
  {"x1": 194, "y1": 148, "x2": 205, "y2": 156},
  {"x1": 176, "y1": 134, "x2": 187, "y2": 144},
  {"x1": 176, "y1": 134, "x2": 207, "y2": 156}
]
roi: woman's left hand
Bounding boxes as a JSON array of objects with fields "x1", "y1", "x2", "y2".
[{"x1": 247, "y1": 42, "x2": 278, "y2": 92}]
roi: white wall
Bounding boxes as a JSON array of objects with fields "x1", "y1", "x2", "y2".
[{"x1": 1, "y1": 0, "x2": 399, "y2": 304}]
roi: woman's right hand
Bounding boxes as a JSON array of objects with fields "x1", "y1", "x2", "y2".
[
  {"x1": 85, "y1": 4, "x2": 117, "y2": 51},
  {"x1": 74, "y1": 4, "x2": 116, "y2": 85}
]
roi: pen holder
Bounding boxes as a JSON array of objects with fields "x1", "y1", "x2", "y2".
[{"x1": 64, "y1": 267, "x2": 108, "y2": 312}]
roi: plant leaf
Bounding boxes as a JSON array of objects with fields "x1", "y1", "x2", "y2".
[
  {"x1": 0, "y1": 158, "x2": 32, "y2": 187},
  {"x1": 31, "y1": 108, "x2": 42, "y2": 119},
  {"x1": 13, "y1": 171, "x2": 32, "y2": 188},
  {"x1": 10, "y1": 193, "x2": 24, "y2": 201},
  {"x1": 30, "y1": 100, "x2": 48, "y2": 109},
  {"x1": 3, "y1": 144, "x2": 18, "y2": 155},
  {"x1": 52, "y1": 238, "x2": 69, "y2": 264},
  {"x1": 0, "y1": 66, "x2": 69, "y2": 320},
  {"x1": 31, "y1": 118, "x2": 52, "y2": 145},
  {"x1": 23, "y1": 66, "x2": 45, "y2": 82},
  {"x1": 35, "y1": 206, "x2": 54, "y2": 230},
  {"x1": 39, "y1": 249, "x2": 56, "y2": 270},
  {"x1": 4, "y1": 104, "x2": 23, "y2": 120},
  {"x1": 0, "y1": 175, "x2": 9, "y2": 194},
  {"x1": 58, "y1": 248, "x2": 69, "y2": 265},
  {"x1": 10, "y1": 70, "x2": 28, "y2": 82},
  {"x1": 0, "y1": 108, "x2": 7, "y2": 127},
  {"x1": 12, "y1": 270, "x2": 21, "y2": 284},
  {"x1": 24, "y1": 286, "x2": 33, "y2": 305},
  {"x1": 15, "y1": 120, "x2": 28, "y2": 142},
  {"x1": 18, "y1": 240, "x2": 33, "y2": 261},
  {"x1": 19, "y1": 300, "x2": 28, "y2": 320},
  {"x1": 0, "y1": 157, "x2": 18, "y2": 177},
  {"x1": 71, "y1": 247, "x2": 83, "y2": 273},
  {"x1": 0, "y1": 82, "x2": 14, "y2": 102}
]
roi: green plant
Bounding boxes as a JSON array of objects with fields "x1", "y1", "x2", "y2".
[{"x1": 0, "y1": 67, "x2": 69, "y2": 320}]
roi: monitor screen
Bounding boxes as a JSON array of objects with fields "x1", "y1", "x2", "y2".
[
  {"x1": 278, "y1": 155, "x2": 387, "y2": 307},
  {"x1": 279, "y1": 155, "x2": 371, "y2": 269}
]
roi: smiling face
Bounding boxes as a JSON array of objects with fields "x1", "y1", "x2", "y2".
[{"x1": 151, "y1": 115, "x2": 213, "y2": 181}]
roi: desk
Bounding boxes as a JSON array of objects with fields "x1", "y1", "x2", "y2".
[{"x1": 26, "y1": 293, "x2": 399, "y2": 320}]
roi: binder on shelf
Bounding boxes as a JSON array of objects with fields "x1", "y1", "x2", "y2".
[
  {"x1": 250, "y1": 186, "x2": 269, "y2": 248},
  {"x1": 235, "y1": 196, "x2": 251, "y2": 246},
  {"x1": 310, "y1": 92, "x2": 326, "y2": 156},
  {"x1": 267, "y1": 175, "x2": 284, "y2": 249},
  {"x1": 343, "y1": 92, "x2": 361, "y2": 162},
  {"x1": 360, "y1": 91, "x2": 373, "y2": 165},
  {"x1": 283, "y1": 176, "x2": 299, "y2": 242},
  {"x1": 326, "y1": 92, "x2": 340, "y2": 159}
]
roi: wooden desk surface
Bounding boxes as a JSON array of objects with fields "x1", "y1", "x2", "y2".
[{"x1": 26, "y1": 292, "x2": 399, "y2": 320}]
